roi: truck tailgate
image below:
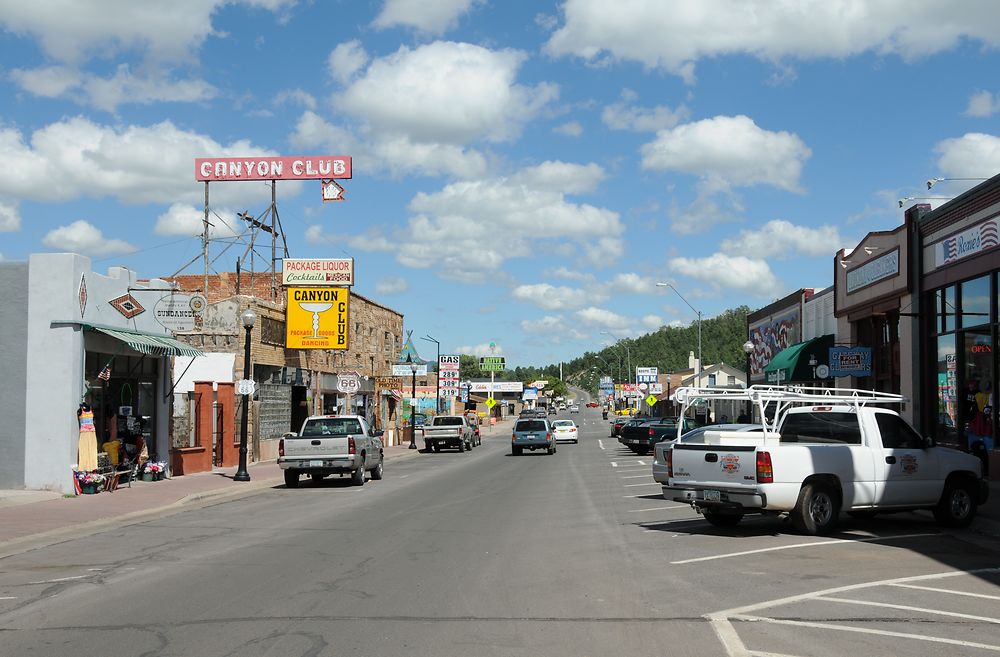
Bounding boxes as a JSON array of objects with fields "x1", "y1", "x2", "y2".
[
  {"x1": 670, "y1": 432, "x2": 767, "y2": 489},
  {"x1": 283, "y1": 436, "x2": 350, "y2": 458}
]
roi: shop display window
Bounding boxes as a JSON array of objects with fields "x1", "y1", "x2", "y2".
[
  {"x1": 962, "y1": 331, "x2": 994, "y2": 451},
  {"x1": 935, "y1": 334, "x2": 958, "y2": 445},
  {"x1": 936, "y1": 286, "x2": 956, "y2": 333},
  {"x1": 960, "y1": 275, "x2": 991, "y2": 328}
]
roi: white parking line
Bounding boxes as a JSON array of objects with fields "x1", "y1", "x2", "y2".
[
  {"x1": 624, "y1": 482, "x2": 659, "y2": 487},
  {"x1": 819, "y1": 596, "x2": 1000, "y2": 624},
  {"x1": 637, "y1": 460, "x2": 647, "y2": 465},
  {"x1": 621, "y1": 474, "x2": 651, "y2": 479},
  {"x1": 28, "y1": 575, "x2": 87, "y2": 584},
  {"x1": 610, "y1": 461, "x2": 618, "y2": 468},
  {"x1": 671, "y1": 533, "x2": 936, "y2": 565},
  {"x1": 0, "y1": 597, "x2": 16, "y2": 600},
  {"x1": 627, "y1": 505, "x2": 689, "y2": 513},
  {"x1": 889, "y1": 582, "x2": 1000, "y2": 601},
  {"x1": 748, "y1": 652, "x2": 805, "y2": 657}
]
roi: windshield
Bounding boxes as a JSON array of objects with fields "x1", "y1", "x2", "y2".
[
  {"x1": 515, "y1": 420, "x2": 547, "y2": 432},
  {"x1": 553, "y1": 420, "x2": 575, "y2": 428},
  {"x1": 433, "y1": 417, "x2": 464, "y2": 426},
  {"x1": 301, "y1": 418, "x2": 363, "y2": 437}
]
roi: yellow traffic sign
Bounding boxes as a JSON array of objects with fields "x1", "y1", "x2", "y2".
[
  {"x1": 645, "y1": 394, "x2": 658, "y2": 407},
  {"x1": 485, "y1": 397, "x2": 497, "y2": 409}
]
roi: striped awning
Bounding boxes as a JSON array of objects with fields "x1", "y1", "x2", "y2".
[{"x1": 90, "y1": 326, "x2": 204, "y2": 358}]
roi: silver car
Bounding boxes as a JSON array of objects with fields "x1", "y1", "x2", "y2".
[{"x1": 652, "y1": 423, "x2": 763, "y2": 488}]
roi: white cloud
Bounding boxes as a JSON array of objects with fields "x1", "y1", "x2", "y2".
[
  {"x1": 328, "y1": 40, "x2": 368, "y2": 84},
  {"x1": 42, "y1": 220, "x2": 136, "y2": 256},
  {"x1": 520, "y1": 314, "x2": 589, "y2": 342},
  {"x1": 609, "y1": 272, "x2": 662, "y2": 295},
  {"x1": 0, "y1": 116, "x2": 290, "y2": 206},
  {"x1": 669, "y1": 253, "x2": 781, "y2": 297},
  {"x1": 641, "y1": 314, "x2": 664, "y2": 330},
  {"x1": 305, "y1": 225, "x2": 395, "y2": 252},
  {"x1": 0, "y1": 0, "x2": 294, "y2": 65},
  {"x1": 336, "y1": 41, "x2": 558, "y2": 145},
  {"x1": 545, "y1": 266, "x2": 595, "y2": 283},
  {"x1": 9, "y1": 65, "x2": 79, "y2": 97},
  {"x1": 0, "y1": 202, "x2": 21, "y2": 232},
  {"x1": 512, "y1": 283, "x2": 602, "y2": 311},
  {"x1": 641, "y1": 115, "x2": 811, "y2": 192},
  {"x1": 372, "y1": 0, "x2": 481, "y2": 34},
  {"x1": 934, "y1": 133, "x2": 1000, "y2": 181},
  {"x1": 545, "y1": 0, "x2": 1000, "y2": 80},
  {"x1": 574, "y1": 306, "x2": 632, "y2": 331},
  {"x1": 375, "y1": 276, "x2": 409, "y2": 295},
  {"x1": 667, "y1": 180, "x2": 744, "y2": 235},
  {"x1": 154, "y1": 203, "x2": 241, "y2": 238},
  {"x1": 455, "y1": 342, "x2": 503, "y2": 357},
  {"x1": 720, "y1": 220, "x2": 841, "y2": 259},
  {"x1": 274, "y1": 88, "x2": 316, "y2": 110},
  {"x1": 553, "y1": 121, "x2": 583, "y2": 137},
  {"x1": 965, "y1": 91, "x2": 1000, "y2": 118},
  {"x1": 602, "y1": 89, "x2": 688, "y2": 132}
]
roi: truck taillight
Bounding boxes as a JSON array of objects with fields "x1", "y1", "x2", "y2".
[
  {"x1": 512, "y1": 432, "x2": 516, "y2": 442},
  {"x1": 666, "y1": 449, "x2": 672, "y2": 478},
  {"x1": 546, "y1": 432, "x2": 552, "y2": 441},
  {"x1": 348, "y1": 437, "x2": 356, "y2": 455},
  {"x1": 756, "y1": 451, "x2": 773, "y2": 483},
  {"x1": 649, "y1": 427, "x2": 655, "y2": 436},
  {"x1": 278, "y1": 438, "x2": 284, "y2": 457}
]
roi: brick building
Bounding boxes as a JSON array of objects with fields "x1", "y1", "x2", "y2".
[{"x1": 161, "y1": 273, "x2": 404, "y2": 473}]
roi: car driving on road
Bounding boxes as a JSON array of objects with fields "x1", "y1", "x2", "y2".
[
  {"x1": 511, "y1": 418, "x2": 556, "y2": 455},
  {"x1": 551, "y1": 419, "x2": 579, "y2": 443}
]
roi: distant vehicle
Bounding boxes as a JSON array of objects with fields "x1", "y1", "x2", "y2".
[
  {"x1": 511, "y1": 418, "x2": 556, "y2": 455},
  {"x1": 547, "y1": 406, "x2": 558, "y2": 415},
  {"x1": 570, "y1": 405, "x2": 580, "y2": 413},
  {"x1": 423, "y1": 415, "x2": 475, "y2": 452},
  {"x1": 278, "y1": 415, "x2": 384, "y2": 488},
  {"x1": 552, "y1": 419, "x2": 579, "y2": 443},
  {"x1": 621, "y1": 416, "x2": 696, "y2": 455},
  {"x1": 464, "y1": 412, "x2": 482, "y2": 443},
  {"x1": 413, "y1": 413, "x2": 428, "y2": 428}
]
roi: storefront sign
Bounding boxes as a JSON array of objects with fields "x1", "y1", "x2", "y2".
[
  {"x1": 392, "y1": 364, "x2": 428, "y2": 376},
  {"x1": 479, "y1": 356, "x2": 506, "y2": 371},
  {"x1": 285, "y1": 288, "x2": 349, "y2": 350},
  {"x1": 282, "y1": 258, "x2": 354, "y2": 286},
  {"x1": 522, "y1": 387, "x2": 538, "y2": 401},
  {"x1": 636, "y1": 367, "x2": 658, "y2": 383},
  {"x1": 933, "y1": 217, "x2": 1000, "y2": 268},
  {"x1": 829, "y1": 347, "x2": 873, "y2": 377},
  {"x1": 153, "y1": 294, "x2": 205, "y2": 332},
  {"x1": 195, "y1": 156, "x2": 352, "y2": 181},
  {"x1": 375, "y1": 376, "x2": 402, "y2": 390},
  {"x1": 649, "y1": 383, "x2": 664, "y2": 394},
  {"x1": 846, "y1": 250, "x2": 899, "y2": 293},
  {"x1": 469, "y1": 381, "x2": 523, "y2": 393}
]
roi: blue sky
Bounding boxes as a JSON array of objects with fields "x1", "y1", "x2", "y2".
[{"x1": 2, "y1": 1, "x2": 1000, "y2": 366}]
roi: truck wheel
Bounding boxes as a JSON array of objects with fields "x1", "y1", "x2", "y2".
[
  {"x1": 512, "y1": 446, "x2": 522, "y2": 456},
  {"x1": 791, "y1": 483, "x2": 840, "y2": 535},
  {"x1": 370, "y1": 455, "x2": 384, "y2": 481},
  {"x1": 703, "y1": 510, "x2": 743, "y2": 528},
  {"x1": 547, "y1": 446, "x2": 554, "y2": 455},
  {"x1": 351, "y1": 465, "x2": 365, "y2": 486},
  {"x1": 284, "y1": 470, "x2": 300, "y2": 488},
  {"x1": 933, "y1": 479, "x2": 978, "y2": 528},
  {"x1": 424, "y1": 442, "x2": 431, "y2": 452},
  {"x1": 458, "y1": 440, "x2": 466, "y2": 452}
]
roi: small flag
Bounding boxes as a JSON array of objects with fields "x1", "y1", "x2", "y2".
[{"x1": 97, "y1": 366, "x2": 111, "y2": 381}]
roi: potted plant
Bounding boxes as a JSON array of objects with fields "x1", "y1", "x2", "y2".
[
  {"x1": 142, "y1": 463, "x2": 157, "y2": 482},
  {"x1": 152, "y1": 461, "x2": 167, "y2": 480},
  {"x1": 76, "y1": 471, "x2": 105, "y2": 494}
]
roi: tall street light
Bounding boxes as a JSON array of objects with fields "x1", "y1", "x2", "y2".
[
  {"x1": 407, "y1": 354, "x2": 418, "y2": 450},
  {"x1": 421, "y1": 334, "x2": 440, "y2": 414},
  {"x1": 234, "y1": 307, "x2": 256, "y2": 482},
  {"x1": 600, "y1": 331, "x2": 631, "y2": 382},
  {"x1": 657, "y1": 282, "x2": 702, "y2": 386}
]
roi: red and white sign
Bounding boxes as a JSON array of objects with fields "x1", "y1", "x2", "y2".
[
  {"x1": 282, "y1": 258, "x2": 354, "y2": 286},
  {"x1": 195, "y1": 156, "x2": 352, "y2": 181},
  {"x1": 439, "y1": 355, "x2": 460, "y2": 397}
]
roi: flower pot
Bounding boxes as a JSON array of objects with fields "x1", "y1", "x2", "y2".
[
  {"x1": 141, "y1": 472, "x2": 154, "y2": 482},
  {"x1": 81, "y1": 483, "x2": 98, "y2": 494},
  {"x1": 154, "y1": 471, "x2": 164, "y2": 481}
]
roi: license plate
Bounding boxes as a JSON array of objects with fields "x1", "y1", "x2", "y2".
[
  {"x1": 526, "y1": 435, "x2": 536, "y2": 439},
  {"x1": 627, "y1": 439, "x2": 637, "y2": 444},
  {"x1": 309, "y1": 460, "x2": 323, "y2": 467},
  {"x1": 704, "y1": 489, "x2": 721, "y2": 502}
]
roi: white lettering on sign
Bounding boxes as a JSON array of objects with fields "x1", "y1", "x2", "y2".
[
  {"x1": 195, "y1": 156, "x2": 352, "y2": 181},
  {"x1": 933, "y1": 217, "x2": 1000, "y2": 269},
  {"x1": 846, "y1": 249, "x2": 900, "y2": 293},
  {"x1": 282, "y1": 258, "x2": 354, "y2": 286}
]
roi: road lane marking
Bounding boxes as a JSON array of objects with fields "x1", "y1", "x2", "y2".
[
  {"x1": 610, "y1": 461, "x2": 618, "y2": 468},
  {"x1": 732, "y1": 614, "x2": 1000, "y2": 653},
  {"x1": 637, "y1": 460, "x2": 647, "y2": 465},
  {"x1": 818, "y1": 596, "x2": 1000, "y2": 624},
  {"x1": 28, "y1": 575, "x2": 87, "y2": 584},
  {"x1": 0, "y1": 597, "x2": 16, "y2": 600},
  {"x1": 621, "y1": 474, "x2": 651, "y2": 479},
  {"x1": 598, "y1": 440, "x2": 605, "y2": 450},
  {"x1": 889, "y1": 582, "x2": 1000, "y2": 600},
  {"x1": 624, "y1": 482, "x2": 659, "y2": 487},
  {"x1": 627, "y1": 505, "x2": 689, "y2": 513},
  {"x1": 748, "y1": 652, "x2": 805, "y2": 657},
  {"x1": 671, "y1": 533, "x2": 937, "y2": 565}
]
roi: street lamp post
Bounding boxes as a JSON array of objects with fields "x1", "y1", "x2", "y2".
[
  {"x1": 657, "y1": 283, "x2": 702, "y2": 386},
  {"x1": 742, "y1": 339, "x2": 755, "y2": 420},
  {"x1": 234, "y1": 308, "x2": 256, "y2": 482},
  {"x1": 408, "y1": 355, "x2": 418, "y2": 449},
  {"x1": 422, "y1": 335, "x2": 440, "y2": 414},
  {"x1": 601, "y1": 331, "x2": 631, "y2": 410}
]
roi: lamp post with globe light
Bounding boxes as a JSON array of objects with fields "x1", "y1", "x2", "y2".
[
  {"x1": 407, "y1": 354, "x2": 418, "y2": 449},
  {"x1": 234, "y1": 308, "x2": 256, "y2": 482},
  {"x1": 742, "y1": 339, "x2": 755, "y2": 421}
]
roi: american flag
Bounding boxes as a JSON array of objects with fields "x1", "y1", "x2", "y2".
[{"x1": 97, "y1": 366, "x2": 111, "y2": 381}]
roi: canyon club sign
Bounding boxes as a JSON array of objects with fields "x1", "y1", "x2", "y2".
[{"x1": 195, "y1": 156, "x2": 352, "y2": 181}]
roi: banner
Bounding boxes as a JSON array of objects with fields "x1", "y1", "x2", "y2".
[{"x1": 285, "y1": 288, "x2": 349, "y2": 350}]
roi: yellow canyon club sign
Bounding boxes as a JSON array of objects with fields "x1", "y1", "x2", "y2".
[{"x1": 285, "y1": 287, "x2": 349, "y2": 350}]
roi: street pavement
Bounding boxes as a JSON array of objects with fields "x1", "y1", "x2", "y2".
[{"x1": 0, "y1": 407, "x2": 998, "y2": 657}]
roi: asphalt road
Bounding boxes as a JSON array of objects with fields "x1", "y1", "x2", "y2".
[{"x1": 1, "y1": 407, "x2": 999, "y2": 657}]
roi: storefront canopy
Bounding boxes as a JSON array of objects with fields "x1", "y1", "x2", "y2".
[
  {"x1": 88, "y1": 325, "x2": 204, "y2": 358},
  {"x1": 764, "y1": 334, "x2": 835, "y2": 384}
]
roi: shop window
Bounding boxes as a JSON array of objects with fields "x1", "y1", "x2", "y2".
[
  {"x1": 960, "y1": 276, "x2": 991, "y2": 328},
  {"x1": 935, "y1": 334, "x2": 958, "y2": 445},
  {"x1": 962, "y1": 331, "x2": 994, "y2": 451},
  {"x1": 937, "y1": 286, "x2": 956, "y2": 333}
]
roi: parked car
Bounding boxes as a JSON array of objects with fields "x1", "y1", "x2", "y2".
[
  {"x1": 278, "y1": 415, "x2": 384, "y2": 488},
  {"x1": 620, "y1": 417, "x2": 696, "y2": 455},
  {"x1": 551, "y1": 419, "x2": 579, "y2": 443},
  {"x1": 423, "y1": 415, "x2": 475, "y2": 452},
  {"x1": 652, "y1": 424, "x2": 763, "y2": 486},
  {"x1": 511, "y1": 418, "x2": 556, "y2": 455},
  {"x1": 616, "y1": 418, "x2": 645, "y2": 443}
]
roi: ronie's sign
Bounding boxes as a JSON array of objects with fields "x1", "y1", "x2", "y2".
[
  {"x1": 195, "y1": 156, "x2": 352, "y2": 181},
  {"x1": 282, "y1": 258, "x2": 354, "y2": 286}
]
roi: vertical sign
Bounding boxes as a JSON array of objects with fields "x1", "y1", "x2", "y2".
[
  {"x1": 285, "y1": 288, "x2": 350, "y2": 349},
  {"x1": 439, "y1": 354, "x2": 460, "y2": 397}
]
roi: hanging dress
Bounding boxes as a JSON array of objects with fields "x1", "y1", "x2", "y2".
[{"x1": 77, "y1": 409, "x2": 99, "y2": 472}]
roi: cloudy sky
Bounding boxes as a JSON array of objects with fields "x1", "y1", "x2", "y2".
[{"x1": 2, "y1": 0, "x2": 1000, "y2": 365}]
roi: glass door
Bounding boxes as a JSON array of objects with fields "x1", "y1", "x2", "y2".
[{"x1": 961, "y1": 330, "x2": 994, "y2": 450}]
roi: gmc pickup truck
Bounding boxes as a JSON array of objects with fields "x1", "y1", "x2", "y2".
[
  {"x1": 422, "y1": 415, "x2": 476, "y2": 452},
  {"x1": 664, "y1": 386, "x2": 989, "y2": 535},
  {"x1": 278, "y1": 415, "x2": 384, "y2": 488}
]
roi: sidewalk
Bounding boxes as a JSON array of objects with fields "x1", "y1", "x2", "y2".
[{"x1": 0, "y1": 442, "x2": 422, "y2": 551}]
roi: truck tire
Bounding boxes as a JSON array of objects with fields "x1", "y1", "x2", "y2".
[
  {"x1": 284, "y1": 469, "x2": 300, "y2": 488},
  {"x1": 370, "y1": 455, "x2": 384, "y2": 481},
  {"x1": 351, "y1": 464, "x2": 366, "y2": 486},
  {"x1": 458, "y1": 440, "x2": 466, "y2": 452},
  {"x1": 424, "y1": 442, "x2": 431, "y2": 452},
  {"x1": 547, "y1": 446, "x2": 555, "y2": 455},
  {"x1": 933, "y1": 478, "x2": 978, "y2": 528},
  {"x1": 791, "y1": 482, "x2": 840, "y2": 535},
  {"x1": 512, "y1": 446, "x2": 522, "y2": 456},
  {"x1": 703, "y1": 510, "x2": 743, "y2": 528}
]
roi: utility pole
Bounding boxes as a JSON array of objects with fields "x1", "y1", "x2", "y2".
[{"x1": 203, "y1": 181, "x2": 209, "y2": 298}]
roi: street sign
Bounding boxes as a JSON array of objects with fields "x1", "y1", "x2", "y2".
[
  {"x1": 479, "y1": 356, "x2": 506, "y2": 371},
  {"x1": 237, "y1": 379, "x2": 256, "y2": 396},
  {"x1": 485, "y1": 397, "x2": 497, "y2": 409},
  {"x1": 649, "y1": 383, "x2": 664, "y2": 394},
  {"x1": 645, "y1": 394, "x2": 658, "y2": 407},
  {"x1": 336, "y1": 372, "x2": 361, "y2": 394},
  {"x1": 636, "y1": 367, "x2": 658, "y2": 383}
]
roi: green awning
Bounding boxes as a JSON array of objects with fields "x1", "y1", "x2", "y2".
[
  {"x1": 90, "y1": 325, "x2": 204, "y2": 358},
  {"x1": 764, "y1": 334, "x2": 835, "y2": 384}
]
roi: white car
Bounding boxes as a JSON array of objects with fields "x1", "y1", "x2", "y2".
[
  {"x1": 552, "y1": 419, "x2": 579, "y2": 443},
  {"x1": 569, "y1": 405, "x2": 580, "y2": 413}
]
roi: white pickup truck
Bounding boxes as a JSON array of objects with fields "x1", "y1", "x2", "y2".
[
  {"x1": 664, "y1": 387, "x2": 989, "y2": 535},
  {"x1": 278, "y1": 415, "x2": 384, "y2": 488},
  {"x1": 422, "y1": 415, "x2": 476, "y2": 452}
]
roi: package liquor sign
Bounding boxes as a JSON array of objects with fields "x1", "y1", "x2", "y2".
[
  {"x1": 479, "y1": 356, "x2": 506, "y2": 371},
  {"x1": 282, "y1": 258, "x2": 354, "y2": 286},
  {"x1": 285, "y1": 287, "x2": 349, "y2": 350}
]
